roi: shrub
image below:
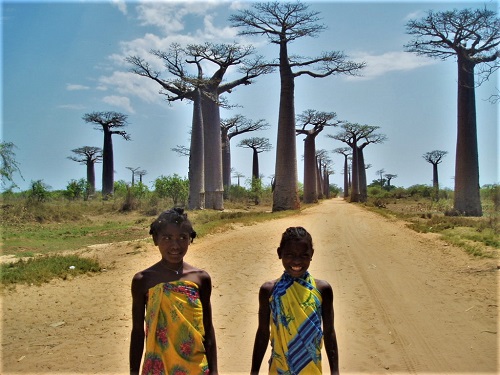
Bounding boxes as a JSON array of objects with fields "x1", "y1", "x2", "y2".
[
  {"x1": 154, "y1": 174, "x2": 189, "y2": 206},
  {"x1": 64, "y1": 179, "x2": 89, "y2": 200},
  {"x1": 28, "y1": 180, "x2": 51, "y2": 202}
]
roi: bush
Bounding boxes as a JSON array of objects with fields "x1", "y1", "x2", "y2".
[
  {"x1": 329, "y1": 184, "x2": 341, "y2": 198},
  {"x1": 406, "y1": 184, "x2": 433, "y2": 198},
  {"x1": 64, "y1": 179, "x2": 89, "y2": 200},
  {"x1": 113, "y1": 180, "x2": 129, "y2": 197},
  {"x1": 28, "y1": 180, "x2": 51, "y2": 202},
  {"x1": 154, "y1": 174, "x2": 189, "y2": 206},
  {"x1": 227, "y1": 184, "x2": 249, "y2": 202}
]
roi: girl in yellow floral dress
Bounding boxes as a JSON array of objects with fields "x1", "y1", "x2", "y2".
[{"x1": 130, "y1": 208, "x2": 218, "y2": 375}]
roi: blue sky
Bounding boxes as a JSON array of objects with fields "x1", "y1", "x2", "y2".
[{"x1": 1, "y1": 0, "x2": 498, "y2": 193}]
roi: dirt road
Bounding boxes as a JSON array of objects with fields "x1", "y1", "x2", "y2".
[{"x1": 1, "y1": 198, "x2": 498, "y2": 374}]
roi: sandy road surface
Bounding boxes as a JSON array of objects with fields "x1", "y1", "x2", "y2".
[{"x1": 1, "y1": 198, "x2": 498, "y2": 374}]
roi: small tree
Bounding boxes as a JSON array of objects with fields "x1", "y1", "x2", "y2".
[
  {"x1": 28, "y1": 180, "x2": 51, "y2": 203},
  {"x1": 423, "y1": 150, "x2": 448, "y2": 200},
  {"x1": 65, "y1": 179, "x2": 89, "y2": 201},
  {"x1": 154, "y1": 174, "x2": 189, "y2": 207},
  {"x1": 1, "y1": 141, "x2": 24, "y2": 190}
]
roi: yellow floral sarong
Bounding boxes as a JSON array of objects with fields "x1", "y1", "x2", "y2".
[
  {"x1": 142, "y1": 281, "x2": 209, "y2": 375},
  {"x1": 269, "y1": 271, "x2": 323, "y2": 375}
]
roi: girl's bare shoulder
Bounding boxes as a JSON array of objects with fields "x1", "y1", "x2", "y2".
[{"x1": 314, "y1": 278, "x2": 333, "y2": 294}]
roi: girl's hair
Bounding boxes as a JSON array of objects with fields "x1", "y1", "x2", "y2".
[
  {"x1": 279, "y1": 226, "x2": 313, "y2": 249},
  {"x1": 149, "y1": 208, "x2": 197, "y2": 242}
]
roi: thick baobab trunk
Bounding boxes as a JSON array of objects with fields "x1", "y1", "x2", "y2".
[
  {"x1": 454, "y1": 56, "x2": 482, "y2": 216},
  {"x1": 303, "y1": 135, "x2": 318, "y2": 203},
  {"x1": 343, "y1": 155, "x2": 349, "y2": 199},
  {"x1": 358, "y1": 146, "x2": 368, "y2": 203},
  {"x1": 86, "y1": 162, "x2": 96, "y2": 195},
  {"x1": 252, "y1": 148, "x2": 259, "y2": 180},
  {"x1": 432, "y1": 162, "x2": 440, "y2": 201},
  {"x1": 102, "y1": 130, "x2": 114, "y2": 196},
  {"x1": 273, "y1": 43, "x2": 300, "y2": 211},
  {"x1": 432, "y1": 163, "x2": 439, "y2": 189},
  {"x1": 201, "y1": 93, "x2": 224, "y2": 210},
  {"x1": 221, "y1": 128, "x2": 231, "y2": 194},
  {"x1": 323, "y1": 168, "x2": 330, "y2": 198},
  {"x1": 350, "y1": 141, "x2": 360, "y2": 202},
  {"x1": 319, "y1": 161, "x2": 325, "y2": 199},
  {"x1": 188, "y1": 89, "x2": 205, "y2": 210}
]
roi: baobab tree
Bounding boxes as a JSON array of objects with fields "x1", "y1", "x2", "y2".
[
  {"x1": 423, "y1": 150, "x2": 448, "y2": 201},
  {"x1": 232, "y1": 169, "x2": 245, "y2": 187},
  {"x1": 237, "y1": 137, "x2": 272, "y2": 181},
  {"x1": 316, "y1": 149, "x2": 333, "y2": 199},
  {"x1": 315, "y1": 149, "x2": 329, "y2": 199},
  {"x1": 230, "y1": 1, "x2": 365, "y2": 211},
  {"x1": 67, "y1": 146, "x2": 102, "y2": 195},
  {"x1": 405, "y1": 7, "x2": 499, "y2": 216},
  {"x1": 82, "y1": 111, "x2": 131, "y2": 196},
  {"x1": 333, "y1": 147, "x2": 351, "y2": 199},
  {"x1": 376, "y1": 168, "x2": 386, "y2": 188},
  {"x1": 296, "y1": 110, "x2": 342, "y2": 203},
  {"x1": 238, "y1": 137, "x2": 272, "y2": 205},
  {"x1": 385, "y1": 173, "x2": 397, "y2": 189},
  {"x1": 221, "y1": 115, "x2": 270, "y2": 191},
  {"x1": 126, "y1": 166, "x2": 140, "y2": 186},
  {"x1": 329, "y1": 123, "x2": 386, "y2": 202},
  {"x1": 127, "y1": 42, "x2": 272, "y2": 210},
  {"x1": 137, "y1": 170, "x2": 147, "y2": 184}
]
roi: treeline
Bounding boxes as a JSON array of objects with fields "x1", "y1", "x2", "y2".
[{"x1": 1, "y1": 173, "x2": 341, "y2": 209}]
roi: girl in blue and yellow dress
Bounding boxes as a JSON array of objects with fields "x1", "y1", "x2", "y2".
[{"x1": 250, "y1": 227, "x2": 339, "y2": 375}]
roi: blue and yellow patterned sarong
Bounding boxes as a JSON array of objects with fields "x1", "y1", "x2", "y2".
[
  {"x1": 269, "y1": 271, "x2": 323, "y2": 375},
  {"x1": 142, "y1": 281, "x2": 209, "y2": 375}
]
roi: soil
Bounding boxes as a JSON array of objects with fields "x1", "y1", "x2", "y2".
[{"x1": 1, "y1": 198, "x2": 498, "y2": 374}]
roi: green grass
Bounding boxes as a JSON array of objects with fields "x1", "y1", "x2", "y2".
[
  {"x1": 0, "y1": 199, "x2": 300, "y2": 285},
  {"x1": 0, "y1": 255, "x2": 101, "y2": 285},
  {"x1": 365, "y1": 197, "x2": 499, "y2": 258},
  {"x1": 2, "y1": 219, "x2": 149, "y2": 257}
]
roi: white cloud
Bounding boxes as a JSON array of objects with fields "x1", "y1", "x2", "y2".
[
  {"x1": 57, "y1": 104, "x2": 86, "y2": 110},
  {"x1": 66, "y1": 84, "x2": 90, "y2": 91},
  {"x1": 202, "y1": 13, "x2": 239, "y2": 41},
  {"x1": 99, "y1": 71, "x2": 163, "y2": 104},
  {"x1": 135, "y1": 1, "x2": 229, "y2": 38},
  {"x1": 348, "y1": 51, "x2": 437, "y2": 80},
  {"x1": 404, "y1": 10, "x2": 425, "y2": 22},
  {"x1": 102, "y1": 95, "x2": 135, "y2": 114},
  {"x1": 111, "y1": 0, "x2": 127, "y2": 15}
]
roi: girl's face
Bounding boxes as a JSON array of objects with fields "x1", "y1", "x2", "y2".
[
  {"x1": 155, "y1": 223, "x2": 191, "y2": 265},
  {"x1": 278, "y1": 240, "x2": 313, "y2": 278}
]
